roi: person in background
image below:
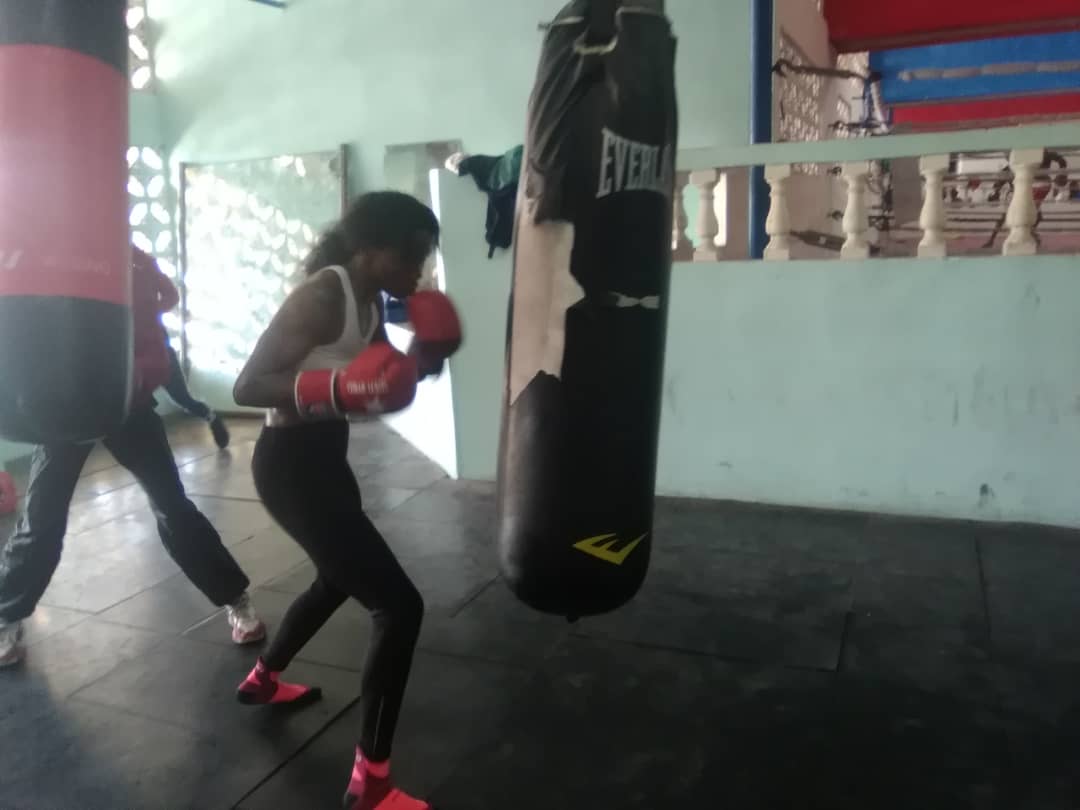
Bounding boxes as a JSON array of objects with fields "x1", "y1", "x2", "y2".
[
  {"x1": 231, "y1": 191, "x2": 461, "y2": 810},
  {"x1": 0, "y1": 246, "x2": 265, "y2": 667},
  {"x1": 150, "y1": 268, "x2": 231, "y2": 449}
]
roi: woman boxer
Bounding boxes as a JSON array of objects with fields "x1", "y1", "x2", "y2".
[{"x1": 231, "y1": 191, "x2": 460, "y2": 810}]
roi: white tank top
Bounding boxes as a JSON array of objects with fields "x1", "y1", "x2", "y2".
[{"x1": 297, "y1": 265, "x2": 380, "y2": 372}]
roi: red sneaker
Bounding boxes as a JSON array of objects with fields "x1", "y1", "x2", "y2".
[
  {"x1": 343, "y1": 749, "x2": 431, "y2": 810},
  {"x1": 236, "y1": 657, "x2": 321, "y2": 706}
]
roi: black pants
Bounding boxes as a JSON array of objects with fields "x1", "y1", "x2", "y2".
[
  {"x1": 0, "y1": 404, "x2": 249, "y2": 623},
  {"x1": 254, "y1": 420, "x2": 423, "y2": 763},
  {"x1": 162, "y1": 344, "x2": 213, "y2": 421}
]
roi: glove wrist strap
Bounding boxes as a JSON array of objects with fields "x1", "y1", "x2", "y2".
[{"x1": 294, "y1": 368, "x2": 341, "y2": 420}]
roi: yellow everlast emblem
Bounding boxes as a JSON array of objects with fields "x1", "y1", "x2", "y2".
[{"x1": 572, "y1": 533, "x2": 646, "y2": 565}]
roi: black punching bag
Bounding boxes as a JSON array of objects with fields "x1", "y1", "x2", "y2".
[
  {"x1": 0, "y1": 0, "x2": 132, "y2": 444},
  {"x1": 496, "y1": 0, "x2": 678, "y2": 619}
]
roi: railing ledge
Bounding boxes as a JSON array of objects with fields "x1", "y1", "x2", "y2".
[{"x1": 676, "y1": 121, "x2": 1080, "y2": 173}]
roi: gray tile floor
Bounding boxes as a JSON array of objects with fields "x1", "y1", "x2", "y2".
[{"x1": 0, "y1": 416, "x2": 1078, "y2": 809}]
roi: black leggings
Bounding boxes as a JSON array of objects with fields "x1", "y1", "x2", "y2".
[
  {"x1": 0, "y1": 404, "x2": 249, "y2": 623},
  {"x1": 252, "y1": 420, "x2": 424, "y2": 763}
]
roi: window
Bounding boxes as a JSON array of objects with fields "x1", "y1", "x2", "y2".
[
  {"x1": 181, "y1": 153, "x2": 341, "y2": 383},
  {"x1": 777, "y1": 34, "x2": 823, "y2": 174},
  {"x1": 127, "y1": 0, "x2": 154, "y2": 91}
]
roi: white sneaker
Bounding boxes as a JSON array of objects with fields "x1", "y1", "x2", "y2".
[
  {"x1": 226, "y1": 593, "x2": 266, "y2": 645},
  {"x1": 0, "y1": 620, "x2": 24, "y2": 668}
]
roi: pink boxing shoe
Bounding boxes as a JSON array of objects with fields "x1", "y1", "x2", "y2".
[
  {"x1": 236, "y1": 657, "x2": 321, "y2": 707},
  {"x1": 343, "y1": 749, "x2": 432, "y2": 810}
]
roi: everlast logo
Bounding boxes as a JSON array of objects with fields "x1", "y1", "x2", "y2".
[
  {"x1": 596, "y1": 128, "x2": 672, "y2": 200},
  {"x1": 345, "y1": 378, "x2": 389, "y2": 397}
]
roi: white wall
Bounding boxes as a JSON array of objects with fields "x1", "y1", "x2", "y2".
[
  {"x1": 379, "y1": 170, "x2": 460, "y2": 478},
  {"x1": 383, "y1": 323, "x2": 459, "y2": 478},
  {"x1": 437, "y1": 172, "x2": 513, "y2": 480}
]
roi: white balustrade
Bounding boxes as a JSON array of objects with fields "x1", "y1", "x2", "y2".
[
  {"x1": 1003, "y1": 147, "x2": 1044, "y2": 256},
  {"x1": 917, "y1": 154, "x2": 950, "y2": 258},
  {"x1": 672, "y1": 170, "x2": 693, "y2": 261},
  {"x1": 670, "y1": 142, "x2": 1073, "y2": 263},
  {"x1": 840, "y1": 161, "x2": 870, "y2": 259},
  {"x1": 763, "y1": 164, "x2": 792, "y2": 261},
  {"x1": 688, "y1": 168, "x2": 720, "y2": 261}
]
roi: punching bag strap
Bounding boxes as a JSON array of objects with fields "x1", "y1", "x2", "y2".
[
  {"x1": 576, "y1": 0, "x2": 619, "y2": 54},
  {"x1": 600, "y1": 291, "x2": 662, "y2": 310}
]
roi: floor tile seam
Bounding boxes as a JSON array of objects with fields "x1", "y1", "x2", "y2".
[
  {"x1": 408, "y1": 647, "x2": 545, "y2": 675},
  {"x1": 376, "y1": 480, "x2": 445, "y2": 514},
  {"x1": 69, "y1": 479, "x2": 141, "y2": 506},
  {"x1": 183, "y1": 492, "x2": 265, "y2": 504},
  {"x1": 257, "y1": 559, "x2": 320, "y2": 593},
  {"x1": 61, "y1": 630, "x2": 173, "y2": 703},
  {"x1": 446, "y1": 578, "x2": 498, "y2": 619},
  {"x1": 223, "y1": 533, "x2": 258, "y2": 548},
  {"x1": 67, "y1": 690, "x2": 212, "y2": 739},
  {"x1": 22, "y1": 610, "x2": 96, "y2": 649},
  {"x1": 372, "y1": 512, "x2": 495, "y2": 531},
  {"x1": 848, "y1": 568, "x2": 987, "y2": 594},
  {"x1": 175, "y1": 446, "x2": 242, "y2": 470},
  {"x1": 565, "y1": 630, "x2": 840, "y2": 675},
  {"x1": 95, "y1": 604, "x2": 225, "y2": 638},
  {"x1": 67, "y1": 507, "x2": 156, "y2": 539},
  {"x1": 181, "y1": 606, "x2": 248, "y2": 640},
  {"x1": 423, "y1": 679, "x2": 541, "y2": 801},
  {"x1": 228, "y1": 694, "x2": 365, "y2": 810},
  {"x1": 974, "y1": 535, "x2": 997, "y2": 659},
  {"x1": 841, "y1": 612, "x2": 995, "y2": 636},
  {"x1": 639, "y1": 582, "x2": 857, "y2": 620},
  {"x1": 39, "y1": 565, "x2": 182, "y2": 618},
  {"x1": 67, "y1": 445, "x2": 225, "y2": 495},
  {"x1": 835, "y1": 610, "x2": 855, "y2": 674},
  {"x1": 88, "y1": 568, "x2": 193, "y2": 615}
]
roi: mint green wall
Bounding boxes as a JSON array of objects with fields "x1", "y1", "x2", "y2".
[
  {"x1": 151, "y1": 0, "x2": 748, "y2": 173},
  {"x1": 439, "y1": 167, "x2": 1080, "y2": 527},
  {"x1": 130, "y1": 88, "x2": 165, "y2": 149},
  {"x1": 658, "y1": 256, "x2": 1080, "y2": 526},
  {"x1": 146, "y1": 0, "x2": 754, "y2": 462},
  {"x1": 145, "y1": 0, "x2": 1080, "y2": 528},
  {"x1": 0, "y1": 439, "x2": 29, "y2": 471}
]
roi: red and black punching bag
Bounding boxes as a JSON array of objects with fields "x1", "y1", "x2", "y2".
[
  {"x1": 0, "y1": 0, "x2": 132, "y2": 444},
  {"x1": 496, "y1": 0, "x2": 678, "y2": 619}
]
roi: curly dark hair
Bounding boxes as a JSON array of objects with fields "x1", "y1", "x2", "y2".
[{"x1": 301, "y1": 190, "x2": 440, "y2": 276}]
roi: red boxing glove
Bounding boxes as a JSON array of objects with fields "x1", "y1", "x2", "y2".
[
  {"x1": 335, "y1": 343, "x2": 418, "y2": 413},
  {"x1": 407, "y1": 290, "x2": 462, "y2": 378},
  {"x1": 294, "y1": 342, "x2": 419, "y2": 420}
]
